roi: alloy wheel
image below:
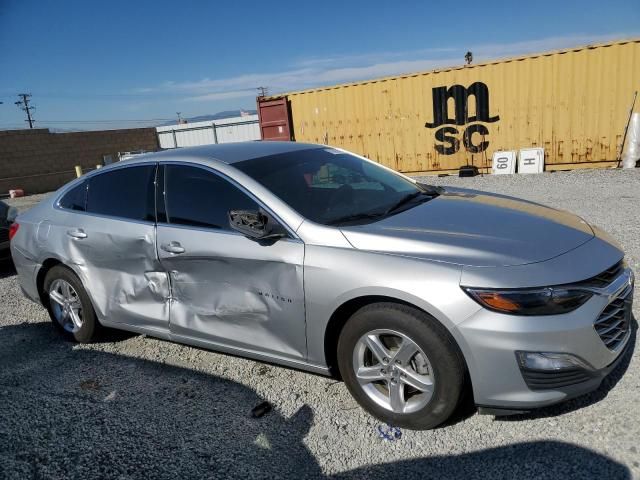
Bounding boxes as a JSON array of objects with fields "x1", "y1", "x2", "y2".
[
  {"x1": 352, "y1": 329, "x2": 435, "y2": 414},
  {"x1": 49, "y1": 278, "x2": 83, "y2": 333}
]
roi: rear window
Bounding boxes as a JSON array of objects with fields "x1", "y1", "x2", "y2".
[
  {"x1": 86, "y1": 165, "x2": 156, "y2": 222},
  {"x1": 59, "y1": 181, "x2": 87, "y2": 211}
]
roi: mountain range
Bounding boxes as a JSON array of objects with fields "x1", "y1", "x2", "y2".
[{"x1": 157, "y1": 109, "x2": 257, "y2": 126}]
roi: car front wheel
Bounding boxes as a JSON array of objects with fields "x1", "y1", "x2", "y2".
[{"x1": 337, "y1": 302, "x2": 465, "y2": 430}]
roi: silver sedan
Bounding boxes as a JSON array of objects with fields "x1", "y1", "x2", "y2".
[{"x1": 10, "y1": 142, "x2": 634, "y2": 429}]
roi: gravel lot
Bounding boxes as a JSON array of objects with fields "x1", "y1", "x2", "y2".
[{"x1": 1, "y1": 169, "x2": 638, "y2": 479}]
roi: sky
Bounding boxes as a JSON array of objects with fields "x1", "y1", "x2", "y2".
[{"x1": 0, "y1": 0, "x2": 639, "y2": 131}]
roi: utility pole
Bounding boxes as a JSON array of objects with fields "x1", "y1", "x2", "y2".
[{"x1": 15, "y1": 93, "x2": 35, "y2": 128}]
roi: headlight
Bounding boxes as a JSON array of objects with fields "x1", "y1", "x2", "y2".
[{"x1": 462, "y1": 286, "x2": 592, "y2": 315}]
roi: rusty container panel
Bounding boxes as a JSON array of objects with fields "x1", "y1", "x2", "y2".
[
  {"x1": 274, "y1": 39, "x2": 640, "y2": 173},
  {"x1": 257, "y1": 97, "x2": 293, "y2": 141}
]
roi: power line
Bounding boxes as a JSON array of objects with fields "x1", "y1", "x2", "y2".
[
  {"x1": 31, "y1": 118, "x2": 174, "y2": 123},
  {"x1": 0, "y1": 91, "x2": 183, "y2": 100},
  {"x1": 0, "y1": 87, "x2": 259, "y2": 101},
  {"x1": 15, "y1": 93, "x2": 35, "y2": 128}
]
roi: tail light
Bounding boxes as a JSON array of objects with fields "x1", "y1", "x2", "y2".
[{"x1": 9, "y1": 223, "x2": 19, "y2": 241}]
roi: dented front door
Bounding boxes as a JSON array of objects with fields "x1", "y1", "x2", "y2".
[
  {"x1": 156, "y1": 163, "x2": 306, "y2": 361},
  {"x1": 158, "y1": 227, "x2": 306, "y2": 360}
]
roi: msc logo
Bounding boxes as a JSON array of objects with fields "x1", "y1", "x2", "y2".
[{"x1": 425, "y1": 82, "x2": 499, "y2": 155}]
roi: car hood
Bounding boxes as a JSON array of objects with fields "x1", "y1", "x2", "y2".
[{"x1": 340, "y1": 187, "x2": 594, "y2": 267}]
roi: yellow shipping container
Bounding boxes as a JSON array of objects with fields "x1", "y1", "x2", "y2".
[{"x1": 274, "y1": 39, "x2": 640, "y2": 174}]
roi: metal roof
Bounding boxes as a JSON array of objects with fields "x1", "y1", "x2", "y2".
[
  {"x1": 155, "y1": 115, "x2": 259, "y2": 133},
  {"x1": 128, "y1": 141, "x2": 323, "y2": 165}
]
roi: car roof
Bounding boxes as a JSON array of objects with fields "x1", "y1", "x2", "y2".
[{"x1": 123, "y1": 141, "x2": 324, "y2": 166}]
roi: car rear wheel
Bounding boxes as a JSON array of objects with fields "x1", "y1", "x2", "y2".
[
  {"x1": 44, "y1": 265, "x2": 100, "y2": 343},
  {"x1": 337, "y1": 302, "x2": 465, "y2": 430}
]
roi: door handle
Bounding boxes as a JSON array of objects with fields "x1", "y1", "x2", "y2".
[
  {"x1": 161, "y1": 241, "x2": 185, "y2": 254},
  {"x1": 67, "y1": 229, "x2": 87, "y2": 239}
]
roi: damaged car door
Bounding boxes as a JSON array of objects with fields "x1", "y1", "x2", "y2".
[
  {"x1": 156, "y1": 163, "x2": 306, "y2": 361},
  {"x1": 56, "y1": 163, "x2": 170, "y2": 330}
]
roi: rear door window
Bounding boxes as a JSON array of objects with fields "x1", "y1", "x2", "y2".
[
  {"x1": 163, "y1": 165, "x2": 258, "y2": 230},
  {"x1": 86, "y1": 165, "x2": 156, "y2": 222},
  {"x1": 59, "y1": 181, "x2": 88, "y2": 211}
]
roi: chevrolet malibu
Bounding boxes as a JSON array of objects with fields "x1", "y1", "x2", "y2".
[{"x1": 10, "y1": 142, "x2": 634, "y2": 429}]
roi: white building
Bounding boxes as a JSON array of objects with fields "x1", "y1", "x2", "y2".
[{"x1": 156, "y1": 114, "x2": 260, "y2": 149}]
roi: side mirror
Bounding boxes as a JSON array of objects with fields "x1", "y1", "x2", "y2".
[
  {"x1": 6, "y1": 207, "x2": 18, "y2": 224},
  {"x1": 228, "y1": 208, "x2": 286, "y2": 241}
]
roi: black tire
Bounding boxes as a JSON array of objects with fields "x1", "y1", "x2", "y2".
[
  {"x1": 337, "y1": 302, "x2": 465, "y2": 430},
  {"x1": 43, "y1": 265, "x2": 100, "y2": 343}
]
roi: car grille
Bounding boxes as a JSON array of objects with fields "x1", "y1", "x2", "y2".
[
  {"x1": 0, "y1": 227, "x2": 8, "y2": 244},
  {"x1": 594, "y1": 284, "x2": 633, "y2": 351},
  {"x1": 583, "y1": 260, "x2": 624, "y2": 288}
]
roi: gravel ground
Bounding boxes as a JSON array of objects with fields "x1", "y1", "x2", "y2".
[{"x1": 1, "y1": 169, "x2": 639, "y2": 479}]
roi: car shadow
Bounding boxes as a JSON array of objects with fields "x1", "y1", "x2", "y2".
[
  {"x1": 0, "y1": 322, "x2": 631, "y2": 479},
  {"x1": 0, "y1": 257, "x2": 16, "y2": 279},
  {"x1": 495, "y1": 315, "x2": 637, "y2": 422},
  {"x1": 335, "y1": 441, "x2": 631, "y2": 479}
]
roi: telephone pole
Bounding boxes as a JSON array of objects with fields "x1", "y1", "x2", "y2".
[{"x1": 15, "y1": 93, "x2": 35, "y2": 128}]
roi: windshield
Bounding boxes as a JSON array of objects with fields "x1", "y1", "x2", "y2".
[{"x1": 234, "y1": 147, "x2": 431, "y2": 226}]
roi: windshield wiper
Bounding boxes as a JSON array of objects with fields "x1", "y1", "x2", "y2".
[
  {"x1": 416, "y1": 183, "x2": 444, "y2": 195},
  {"x1": 327, "y1": 188, "x2": 439, "y2": 226},
  {"x1": 383, "y1": 190, "x2": 435, "y2": 216}
]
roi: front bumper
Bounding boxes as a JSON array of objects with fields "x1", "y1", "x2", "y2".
[{"x1": 456, "y1": 268, "x2": 635, "y2": 410}]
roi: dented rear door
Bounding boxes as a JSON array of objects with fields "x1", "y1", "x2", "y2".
[
  {"x1": 157, "y1": 163, "x2": 307, "y2": 361},
  {"x1": 58, "y1": 163, "x2": 170, "y2": 331}
]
